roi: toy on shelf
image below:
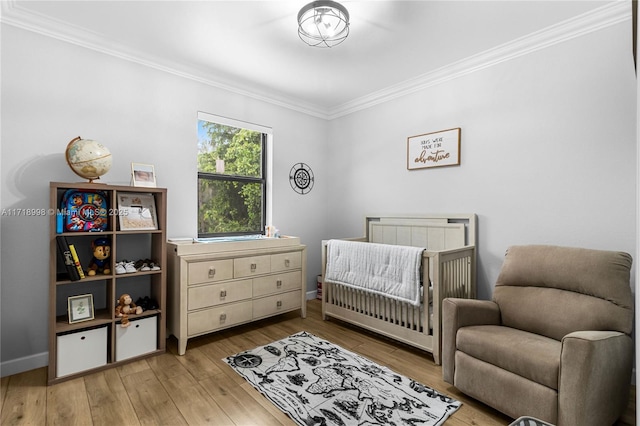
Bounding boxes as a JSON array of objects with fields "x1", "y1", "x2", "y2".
[
  {"x1": 60, "y1": 189, "x2": 109, "y2": 232},
  {"x1": 115, "y1": 293, "x2": 142, "y2": 328},
  {"x1": 88, "y1": 237, "x2": 111, "y2": 276}
]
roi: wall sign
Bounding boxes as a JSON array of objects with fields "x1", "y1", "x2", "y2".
[
  {"x1": 407, "y1": 127, "x2": 461, "y2": 170},
  {"x1": 289, "y1": 163, "x2": 314, "y2": 195}
]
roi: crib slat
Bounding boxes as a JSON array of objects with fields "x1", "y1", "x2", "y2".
[{"x1": 322, "y1": 246, "x2": 475, "y2": 365}]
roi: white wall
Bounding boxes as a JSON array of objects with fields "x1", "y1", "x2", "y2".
[
  {"x1": 1, "y1": 10, "x2": 637, "y2": 377},
  {"x1": 0, "y1": 25, "x2": 328, "y2": 374},
  {"x1": 325, "y1": 21, "x2": 637, "y2": 301}
]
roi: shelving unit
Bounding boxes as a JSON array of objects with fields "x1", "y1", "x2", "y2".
[{"x1": 48, "y1": 182, "x2": 167, "y2": 385}]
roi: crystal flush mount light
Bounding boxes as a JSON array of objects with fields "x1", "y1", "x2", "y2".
[{"x1": 297, "y1": 1, "x2": 350, "y2": 48}]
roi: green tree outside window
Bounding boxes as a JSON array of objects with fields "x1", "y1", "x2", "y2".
[{"x1": 198, "y1": 120, "x2": 266, "y2": 237}]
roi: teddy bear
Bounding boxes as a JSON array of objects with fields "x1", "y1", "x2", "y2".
[
  {"x1": 88, "y1": 237, "x2": 111, "y2": 276},
  {"x1": 115, "y1": 293, "x2": 142, "y2": 327}
]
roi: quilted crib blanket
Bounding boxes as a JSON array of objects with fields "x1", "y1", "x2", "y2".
[{"x1": 325, "y1": 239, "x2": 424, "y2": 306}]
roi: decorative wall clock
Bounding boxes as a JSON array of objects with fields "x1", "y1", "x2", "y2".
[{"x1": 289, "y1": 163, "x2": 314, "y2": 195}]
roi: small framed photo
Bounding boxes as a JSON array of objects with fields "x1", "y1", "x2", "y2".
[
  {"x1": 131, "y1": 163, "x2": 156, "y2": 188},
  {"x1": 117, "y1": 192, "x2": 158, "y2": 231},
  {"x1": 68, "y1": 294, "x2": 95, "y2": 324}
]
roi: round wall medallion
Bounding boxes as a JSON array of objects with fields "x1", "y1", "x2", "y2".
[{"x1": 289, "y1": 163, "x2": 314, "y2": 195}]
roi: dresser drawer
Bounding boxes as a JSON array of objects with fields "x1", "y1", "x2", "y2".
[
  {"x1": 253, "y1": 290, "x2": 301, "y2": 319},
  {"x1": 253, "y1": 271, "x2": 301, "y2": 298},
  {"x1": 271, "y1": 251, "x2": 302, "y2": 273},
  {"x1": 188, "y1": 259, "x2": 234, "y2": 285},
  {"x1": 188, "y1": 301, "x2": 252, "y2": 335},
  {"x1": 188, "y1": 279, "x2": 252, "y2": 310},
  {"x1": 234, "y1": 255, "x2": 270, "y2": 278}
]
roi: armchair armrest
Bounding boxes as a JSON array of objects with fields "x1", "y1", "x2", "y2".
[
  {"x1": 559, "y1": 331, "x2": 633, "y2": 426},
  {"x1": 441, "y1": 298, "x2": 500, "y2": 384}
]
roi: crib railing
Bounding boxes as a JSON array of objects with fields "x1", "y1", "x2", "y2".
[
  {"x1": 327, "y1": 285, "x2": 426, "y2": 331},
  {"x1": 323, "y1": 245, "x2": 475, "y2": 336}
]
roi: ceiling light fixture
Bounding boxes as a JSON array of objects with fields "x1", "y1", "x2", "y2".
[{"x1": 297, "y1": 0, "x2": 350, "y2": 48}]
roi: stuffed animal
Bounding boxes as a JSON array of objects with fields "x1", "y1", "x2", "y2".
[
  {"x1": 88, "y1": 237, "x2": 111, "y2": 276},
  {"x1": 115, "y1": 293, "x2": 142, "y2": 327},
  {"x1": 120, "y1": 315, "x2": 130, "y2": 328}
]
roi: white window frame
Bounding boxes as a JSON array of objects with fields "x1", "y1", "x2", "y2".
[{"x1": 197, "y1": 111, "x2": 272, "y2": 235}]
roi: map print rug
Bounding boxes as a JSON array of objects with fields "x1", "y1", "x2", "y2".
[{"x1": 224, "y1": 331, "x2": 461, "y2": 426}]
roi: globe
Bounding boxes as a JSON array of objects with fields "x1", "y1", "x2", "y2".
[{"x1": 65, "y1": 136, "x2": 112, "y2": 182}]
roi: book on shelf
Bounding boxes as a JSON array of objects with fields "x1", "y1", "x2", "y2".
[
  {"x1": 68, "y1": 244, "x2": 86, "y2": 279},
  {"x1": 56, "y1": 236, "x2": 80, "y2": 281}
]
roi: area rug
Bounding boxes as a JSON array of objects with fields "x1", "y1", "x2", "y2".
[{"x1": 224, "y1": 331, "x2": 461, "y2": 426}]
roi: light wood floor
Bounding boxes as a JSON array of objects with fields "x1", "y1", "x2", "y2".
[{"x1": 1, "y1": 299, "x2": 636, "y2": 425}]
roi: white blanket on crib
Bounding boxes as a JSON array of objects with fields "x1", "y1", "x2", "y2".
[{"x1": 325, "y1": 240, "x2": 424, "y2": 306}]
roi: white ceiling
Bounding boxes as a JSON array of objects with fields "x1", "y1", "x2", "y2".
[{"x1": 2, "y1": 1, "x2": 618, "y2": 118}]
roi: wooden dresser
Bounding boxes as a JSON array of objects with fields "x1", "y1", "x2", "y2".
[{"x1": 167, "y1": 237, "x2": 307, "y2": 355}]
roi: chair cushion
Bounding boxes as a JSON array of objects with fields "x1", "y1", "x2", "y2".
[
  {"x1": 494, "y1": 286, "x2": 632, "y2": 341},
  {"x1": 494, "y1": 245, "x2": 633, "y2": 338},
  {"x1": 457, "y1": 325, "x2": 561, "y2": 390}
]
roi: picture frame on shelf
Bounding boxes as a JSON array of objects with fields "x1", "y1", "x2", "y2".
[
  {"x1": 131, "y1": 162, "x2": 156, "y2": 188},
  {"x1": 117, "y1": 192, "x2": 158, "y2": 231},
  {"x1": 68, "y1": 294, "x2": 95, "y2": 324}
]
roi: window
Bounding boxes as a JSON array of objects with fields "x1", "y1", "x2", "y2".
[{"x1": 197, "y1": 112, "x2": 270, "y2": 237}]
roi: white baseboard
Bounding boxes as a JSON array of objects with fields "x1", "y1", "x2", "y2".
[
  {"x1": 1, "y1": 351, "x2": 48, "y2": 378},
  {"x1": 1, "y1": 300, "x2": 636, "y2": 388},
  {"x1": 2, "y1": 294, "x2": 319, "y2": 378},
  {"x1": 1, "y1": 293, "x2": 318, "y2": 378}
]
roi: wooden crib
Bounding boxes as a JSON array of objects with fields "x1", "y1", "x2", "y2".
[{"x1": 321, "y1": 214, "x2": 477, "y2": 365}]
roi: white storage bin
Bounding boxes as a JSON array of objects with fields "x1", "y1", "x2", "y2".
[
  {"x1": 115, "y1": 316, "x2": 157, "y2": 361},
  {"x1": 57, "y1": 326, "x2": 108, "y2": 377}
]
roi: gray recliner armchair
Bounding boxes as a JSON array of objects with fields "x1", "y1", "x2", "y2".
[{"x1": 442, "y1": 245, "x2": 634, "y2": 425}]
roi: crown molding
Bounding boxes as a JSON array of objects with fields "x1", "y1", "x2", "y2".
[
  {"x1": 328, "y1": 1, "x2": 631, "y2": 120},
  {"x1": 1, "y1": 1, "x2": 630, "y2": 121},
  {"x1": 0, "y1": 0, "x2": 331, "y2": 119}
]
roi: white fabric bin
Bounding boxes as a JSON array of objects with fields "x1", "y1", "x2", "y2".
[
  {"x1": 115, "y1": 316, "x2": 157, "y2": 361},
  {"x1": 57, "y1": 326, "x2": 108, "y2": 377}
]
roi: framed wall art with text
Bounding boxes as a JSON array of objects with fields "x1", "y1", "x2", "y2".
[{"x1": 407, "y1": 127, "x2": 461, "y2": 170}]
